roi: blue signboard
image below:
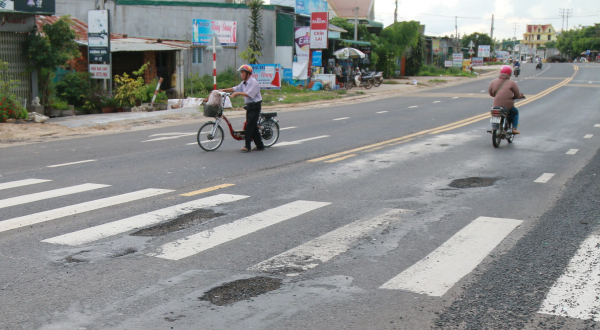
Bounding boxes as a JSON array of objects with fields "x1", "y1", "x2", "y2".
[
  {"x1": 312, "y1": 50, "x2": 322, "y2": 66},
  {"x1": 192, "y1": 19, "x2": 237, "y2": 46},
  {"x1": 295, "y1": 0, "x2": 327, "y2": 16}
]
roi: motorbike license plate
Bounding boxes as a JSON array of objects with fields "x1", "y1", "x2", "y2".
[{"x1": 490, "y1": 117, "x2": 502, "y2": 124}]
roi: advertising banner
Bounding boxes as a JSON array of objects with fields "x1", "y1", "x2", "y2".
[
  {"x1": 294, "y1": 26, "x2": 310, "y2": 62},
  {"x1": 311, "y1": 50, "x2": 322, "y2": 66},
  {"x1": 0, "y1": 0, "x2": 55, "y2": 14},
  {"x1": 432, "y1": 38, "x2": 440, "y2": 54},
  {"x1": 0, "y1": 13, "x2": 35, "y2": 32},
  {"x1": 89, "y1": 64, "x2": 111, "y2": 79},
  {"x1": 462, "y1": 59, "x2": 471, "y2": 72},
  {"x1": 249, "y1": 64, "x2": 281, "y2": 90},
  {"x1": 310, "y1": 12, "x2": 328, "y2": 49},
  {"x1": 192, "y1": 19, "x2": 237, "y2": 46},
  {"x1": 295, "y1": 0, "x2": 327, "y2": 16},
  {"x1": 444, "y1": 60, "x2": 453, "y2": 68},
  {"x1": 88, "y1": 10, "x2": 110, "y2": 63},
  {"x1": 472, "y1": 57, "x2": 484, "y2": 67},
  {"x1": 478, "y1": 45, "x2": 490, "y2": 58},
  {"x1": 452, "y1": 53, "x2": 463, "y2": 68}
]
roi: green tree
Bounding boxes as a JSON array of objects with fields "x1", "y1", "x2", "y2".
[
  {"x1": 405, "y1": 33, "x2": 425, "y2": 76},
  {"x1": 24, "y1": 16, "x2": 80, "y2": 107},
  {"x1": 240, "y1": 0, "x2": 263, "y2": 64},
  {"x1": 461, "y1": 32, "x2": 493, "y2": 50},
  {"x1": 555, "y1": 25, "x2": 600, "y2": 59}
]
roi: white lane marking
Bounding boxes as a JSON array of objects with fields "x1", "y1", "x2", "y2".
[
  {"x1": 376, "y1": 111, "x2": 388, "y2": 113},
  {"x1": 594, "y1": 124, "x2": 600, "y2": 127},
  {"x1": 433, "y1": 101, "x2": 441, "y2": 103},
  {"x1": 47, "y1": 160, "x2": 97, "y2": 168},
  {"x1": 0, "y1": 179, "x2": 51, "y2": 191},
  {"x1": 480, "y1": 90, "x2": 485, "y2": 92},
  {"x1": 584, "y1": 134, "x2": 593, "y2": 139},
  {"x1": 380, "y1": 216, "x2": 522, "y2": 296},
  {"x1": 468, "y1": 93, "x2": 473, "y2": 95},
  {"x1": 0, "y1": 183, "x2": 109, "y2": 209},
  {"x1": 149, "y1": 132, "x2": 195, "y2": 137},
  {"x1": 534, "y1": 173, "x2": 555, "y2": 183},
  {"x1": 151, "y1": 200, "x2": 331, "y2": 261},
  {"x1": 452, "y1": 97, "x2": 459, "y2": 99},
  {"x1": 274, "y1": 135, "x2": 329, "y2": 147},
  {"x1": 566, "y1": 149, "x2": 579, "y2": 155},
  {"x1": 42, "y1": 194, "x2": 249, "y2": 246},
  {"x1": 0, "y1": 189, "x2": 173, "y2": 234},
  {"x1": 539, "y1": 234, "x2": 600, "y2": 321},
  {"x1": 408, "y1": 106, "x2": 418, "y2": 108},
  {"x1": 249, "y1": 209, "x2": 410, "y2": 274},
  {"x1": 142, "y1": 133, "x2": 197, "y2": 142},
  {"x1": 333, "y1": 117, "x2": 349, "y2": 121},
  {"x1": 280, "y1": 126, "x2": 297, "y2": 130}
]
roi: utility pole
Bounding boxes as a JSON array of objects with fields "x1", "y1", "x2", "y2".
[
  {"x1": 354, "y1": 7, "x2": 358, "y2": 41},
  {"x1": 394, "y1": 0, "x2": 398, "y2": 23},
  {"x1": 455, "y1": 16, "x2": 458, "y2": 49},
  {"x1": 490, "y1": 14, "x2": 494, "y2": 41},
  {"x1": 559, "y1": 8, "x2": 573, "y2": 32},
  {"x1": 513, "y1": 22, "x2": 519, "y2": 60}
]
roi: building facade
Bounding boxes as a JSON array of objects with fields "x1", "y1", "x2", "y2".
[{"x1": 522, "y1": 24, "x2": 556, "y2": 50}]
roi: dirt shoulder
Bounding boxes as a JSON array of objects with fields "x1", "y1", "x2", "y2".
[{"x1": 0, "y1": 69, "x2": 499, "y2": 148}]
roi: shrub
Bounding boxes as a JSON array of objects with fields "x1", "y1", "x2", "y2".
[
  {"x1": 49, "y1": 98, "x2": 71, "y2": 110},
  {"x1": 0, "y1": 94, "x2": 28, "y2": 122},
  {"x1": 53, "y1": 72, "x2": 91, "y2": 106},
  {"x1": 114, "y1": 63, "x2": 148, "y2": 107},
  {"x1": 184, "y1": 68, "x2": 239, "y2": 98}
]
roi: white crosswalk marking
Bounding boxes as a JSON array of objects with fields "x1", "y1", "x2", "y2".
[
  {"x1": 249, "y1": 209, "x2": 410, "y2": 274},
  {"x1": 539, "y1": 234, "x2": 600, "y2": 321},
  {"x1": 0, "y1": 189, "x2": 173, "y2": 234},
  {"x1": 274, "y1": 135, "x2": 329, "y2": 147},
  {"x1": 584, "y1": 134, "x2": 593, "y2": 139},
  {"x1": 42, "y1": 194, "x2": 249, "y2": 246},
  {"x1": 151, "y1": 200, "x2": 331, "y2": 261},
  {"x1": 0, "y1": 179, "x2": 51, "y2": 191},
  {"x1": 534, "y1": 173, "x2": 555, "y2": 183},
  {"x1": 379, "y1": 216, "x2": 523, "y2": 296},
  {"x1": 566, "y1": 149, "x2": 579, "y2": 155},
  {"x1": 0, "y1": 183, "x2": 109, "y2": 209},
  {"x1": 142, "y1": 133, "x2": 196, "y2": 142}
]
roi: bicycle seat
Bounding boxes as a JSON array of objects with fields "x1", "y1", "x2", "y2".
[{"x1": 261, "y1": 112, "x2": 277, "y2": 118}]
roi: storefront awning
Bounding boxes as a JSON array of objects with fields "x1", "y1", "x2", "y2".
[{"x1": 332, "y1": 39, "x2": 371, "y2": 46}]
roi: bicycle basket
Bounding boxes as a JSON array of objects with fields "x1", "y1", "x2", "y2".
[{"x1": 203, "y1": 104, "x2": 221, "y2": 117}]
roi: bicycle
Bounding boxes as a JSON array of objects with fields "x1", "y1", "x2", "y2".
[{"x1": 197, "y1": 92, "x2": 280, "y2": 151}]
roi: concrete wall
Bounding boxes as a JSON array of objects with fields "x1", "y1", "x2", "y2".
[{"x1": 56, "y1": 1, "x2": 279, "y2": 82}]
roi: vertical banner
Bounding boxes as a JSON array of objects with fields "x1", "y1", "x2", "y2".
[
  {"x1": 311, "y1": 50, "x2": 322, "y2": 66},
  {"x1": 192, "y1": 19, "x2": 237, "y2": 46},
  {"x1": 249, "y1": 64, "x2": 282, "y2": 90},
  {"x1": 310, "y1": 12, "x2": 328, "y2": 49},
  {"x1": 294, "y1": 26, "x2": 310, "y2": 62},
  {"x1": 432, "y1": 38, "x2": 440, "y2": 55},
  {"x1": 88, "y1": 10, "x2": 110, "y2": 62}
]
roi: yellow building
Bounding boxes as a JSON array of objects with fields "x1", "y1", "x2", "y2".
[{"x1": 522, "y1": 24, "x2": 557, "y2": 49}]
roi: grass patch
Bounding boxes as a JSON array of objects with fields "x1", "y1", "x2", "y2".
[
  {"x1": 383, "y1": 80, "x2": 401, "y2": 84},
  {"x1": 354, "y1": 91, "x2": 366, "y2": 95},
  {"x1": 418, "y1": 65, "x2": 477, "y2": 78},
  {"x1": 428, "y1": 79, "x2": 448, "y2": 83}
]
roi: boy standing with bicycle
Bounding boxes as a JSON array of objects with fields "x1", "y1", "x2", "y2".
[{"x1": 220, "y1": 64, "x2": 265, "y2": 152}]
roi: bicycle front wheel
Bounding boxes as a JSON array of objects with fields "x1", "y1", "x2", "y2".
[
  {"x1": 198, "y1": 122, "x2": 224, "y2": 151},
  {"x1": 260, "y1": 119, "x2": 280, "y2": 147}
]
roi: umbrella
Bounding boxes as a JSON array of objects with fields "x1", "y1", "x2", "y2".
[{"x1": 333, "y1": 47, "x2": 366, "y2": 60}]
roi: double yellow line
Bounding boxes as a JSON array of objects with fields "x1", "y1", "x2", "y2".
[{"x1": 309, "y1": 65, "x2": 579, "y2": 163}]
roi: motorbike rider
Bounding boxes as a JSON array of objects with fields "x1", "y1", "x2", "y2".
[
  {"x1": 513, "y1": 59, "x2": 521, "y2": 69},
  {"x1": 219, "y1": 64, "x2": 265, "y2": 152},
  {"x1": 488, "y1": 65, "x2": 524, "y2": 134}
]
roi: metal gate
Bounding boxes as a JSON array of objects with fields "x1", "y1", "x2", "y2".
[{"x1": 0, "y1": 32, "x2": 32, "y2": 101}]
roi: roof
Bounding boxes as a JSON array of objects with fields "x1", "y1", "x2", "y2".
[
  {"x1": 328, "y1": 0, "x2": 374, "y2": 19},
  {"x1": 36, "y1": 15, "x2": 188, "y2": 52},
  {"x1": 329, "y1": 24, "x2": 348, "y2": 33},
  {"x1": 526, "y1": 24, "x2": 555, "y2": 33}
]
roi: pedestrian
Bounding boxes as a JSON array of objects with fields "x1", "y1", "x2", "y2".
[
  {"x1": 333, "y1": 62, "x2": 342, "y2": 86},
  {"x1": 219, "y1": 64, "x2": 265, "y2": 152}
]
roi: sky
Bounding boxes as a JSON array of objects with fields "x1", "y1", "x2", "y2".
[{"x1": 266, "y1": 0, "x2": 600, "y2": 41}]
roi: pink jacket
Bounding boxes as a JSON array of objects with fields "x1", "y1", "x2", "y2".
[{"x1": 488, "y1": 73, "x2": 522, "y2": 109}]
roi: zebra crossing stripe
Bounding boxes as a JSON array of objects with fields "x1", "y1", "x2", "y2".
[
  {"x1": 0, "y1": 183, "x2": 110, "y2": 209},
  {"x1": 151, "y1": 200, "x2": 331, "y2": 261},
  {"x1": 379, "y1": 216, "x2": 523, "y2": 296},
  {"x1": 0, "y1": 189, "x2": 173, "y2": 234},
  {"x1": 0, "y1": 179, "x2": 51, "y2": 191},
  {"x1": 42, "y1": 194, "x2": 249, "y2": 246},
  {"x1": 249, "y1": 209, "x2": 410, "y2": 274},
  {"x1": 538, "y1": 234, "x2": 600, "y2": 321}
]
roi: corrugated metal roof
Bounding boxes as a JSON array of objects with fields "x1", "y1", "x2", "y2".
[{"x1": 76, "y1": 39, "x2": 187, "y2": 52}]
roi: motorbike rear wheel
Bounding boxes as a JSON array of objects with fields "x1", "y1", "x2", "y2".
[
  {"x1": 373, "y1": 77, "x2": 382, "y2": 87},
  {"x1": 492, "y1": 118, "x2": 503, "y2": 148},
  {"x1": 364, "y1": 80, "x2": 373, "y2": 89},
  {"x1": 345, "y1": 79, "x2": 354, "y2": 90}
]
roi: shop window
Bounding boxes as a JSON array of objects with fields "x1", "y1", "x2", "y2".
[
  {"x1": 537, "y1": 35, "x2": 541, "y2": 40},
  {"x1": 192, "y1": 48, "x2": 203, "y2": 64}
]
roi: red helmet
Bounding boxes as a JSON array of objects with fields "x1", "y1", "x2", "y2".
[
  {"x1": 500, "y1": 65, "x2": 512, "y2": 75},
  {"x1": 237, "y1": 64, "x2": 253, "y2": 74}
]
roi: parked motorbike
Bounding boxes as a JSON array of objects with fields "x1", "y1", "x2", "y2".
[
  {"x1": 364, "y1": 71, "x2": 383, "y2": 87},
  {"x1": 346, "y1": 72, "x2": 374, "y2": 90}
]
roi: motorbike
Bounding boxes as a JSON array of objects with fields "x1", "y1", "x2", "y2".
[
  {"x1": 514, "y1": 66, "x2": 521, "y2": 77},
  {"x1": 346, "y1": 72, "x2": 374, "y2": 90},
  {"x1": 487, "y1": 95, "x2": 525, "y2": 148},
  {"x1": 536, "y1": 62, "x2": 542, "y2": 70}
]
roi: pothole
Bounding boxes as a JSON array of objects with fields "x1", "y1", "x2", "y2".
[
  {"x1": 131, "y1": 209, "x2": 224, "y2": 236},
  {"x1": 449, "y1": 177, "x2": 500, "y2": 188},
  {"x1": 64, "y1": 250, "x2": 90, "y2": 263},
  {"x1": 111, "y1": 247, "x2": 137, "y2": 258},
  {"x1": 199, "y1": 277, "x2": 282, "y2": 306}
]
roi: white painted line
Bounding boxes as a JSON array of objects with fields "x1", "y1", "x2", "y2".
[
  {"x1": 380, "y1": 216, "x2": 522, "y2": 296},
  {"x1": 584, "y1": 134, "x2": 593, "y2": 139},
  {"x1": 539, "y1": 234, "x2": 600, "y2": 321},
  {"x1": 142, "y1": 133, "x2": 197, "y2": 142},
  {"x1": 0, "y1": 179, "x2": 51, "y2": 191},
  {"x1": 249, "y1": 209, "x2": 409, "y2": 273},
  {"x1": 149, "y1": 132, "x2": 195, "y2": 137},
  {"x1": 594, "y1": 124, "x2": 600, "y2": 128},
  {"x1": 433, "y1": 101, "x2": 441, "y2": 103},
  {"x1": 0, "y1": 183, "x2": 109, "y2": 209},
  {"x1": 408, "y1": 106, "x2": 418, "y2": 108},
  {"x1": 468, "y1": 93, "x2": 473, "y2": 95},
  {"x1": 274, "y1": 135, "x2": 329, "y2": 147},
  {"x1": 566, "y1": 149, "x2": 579, "y2": 155},
  {"x1": 186, "y1": 142, "x2": 198, "y2": 145},
  {"x1": 280, "y1": 126, "x2": 297, "y2": 130},
  {"x1": 42, "y1": 194, "x2": 249, "y2": 246},
  {"x1": 376, "y1": 111, "x2": 388, "y2": 113},
  {"x1": 151, "y1": 200, "x2": 331, "y2": 260},
  {"x1": 480, "y1": 90, "x2": 485, "y2": 92},
  {"x1": 333, "y1": 117, "x2": 350, "y2": 121},
  {"x1": 0, "y1": 188, "x2": 173, "y2": 234},
  {"x1": 534, "y1": 173, "x2": 555, "y2": 183},
  {"x1": 452, "y1": 97, "x2": 459, "y2": 99},
  {"x1": 47, "y1": 160, "x2": 97, "y2": 168}
]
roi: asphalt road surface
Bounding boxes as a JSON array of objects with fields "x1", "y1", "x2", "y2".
[{"x1": 1, "y1": 62, "x2": 600, "y2": 330}]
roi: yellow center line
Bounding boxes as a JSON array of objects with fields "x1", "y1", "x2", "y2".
[
  {"x1": 308, "y1": 65, "x2": 579, "y2": 163},
  {"x1": 180, "y1": 184, "x2": 235, "y2": 196}
]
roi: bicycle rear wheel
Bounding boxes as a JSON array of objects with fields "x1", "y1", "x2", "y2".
[
  {"x1": 260, "y1": 119, "x2": 280, "y2": 147},
  {"x1": 198, "y1": 122, "x2": 224, "y2": 151}
]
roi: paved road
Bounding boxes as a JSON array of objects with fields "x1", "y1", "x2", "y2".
[{"x1": 1, "y1": 63, "x2": 599, "y2": 330}]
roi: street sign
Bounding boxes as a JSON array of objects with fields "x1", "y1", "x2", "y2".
[
  {"x1": 587, "y1": 50, "x2": 591, "y2": 55},
  {"x1": 468, "y1": 40, "x2": 475, "y2": 48},
  {"x1": 468, "y1": 48, "x2": 475, "y2": 55}
]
